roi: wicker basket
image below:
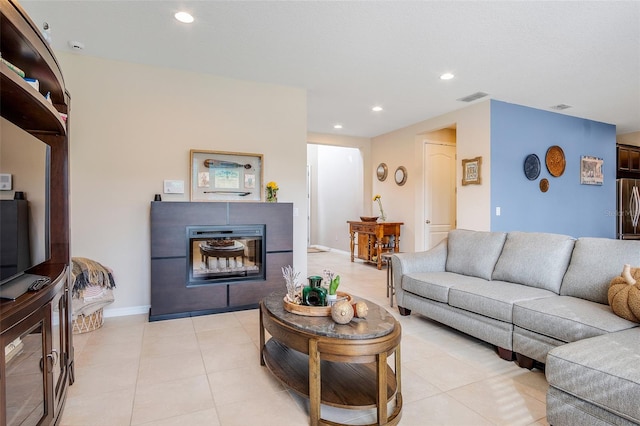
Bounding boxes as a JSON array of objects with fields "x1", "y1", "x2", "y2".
[{"x1": 72, "y1": 308, "x2": 104, "y2": 334}]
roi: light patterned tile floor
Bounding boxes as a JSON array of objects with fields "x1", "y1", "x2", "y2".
[{"x1": 61, "y1": 250, "x2": 549, "y2": 426}]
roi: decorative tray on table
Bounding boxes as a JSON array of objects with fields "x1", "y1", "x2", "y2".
[{"x1": 283, "y1": 292, "x2": 353, "y2": 317}]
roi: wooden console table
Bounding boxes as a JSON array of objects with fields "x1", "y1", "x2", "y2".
[{"x1": 348, "y1": 221, "x2": 403, "y2": 270}]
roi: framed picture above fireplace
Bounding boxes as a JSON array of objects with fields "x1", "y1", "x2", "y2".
[{"x1": 190, "y1": 150, "x2": 264, "y2": 201}]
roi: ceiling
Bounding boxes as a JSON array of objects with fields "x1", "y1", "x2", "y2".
[{"x1": 21, "y1": 1, "x2": 640, "y2": 138}]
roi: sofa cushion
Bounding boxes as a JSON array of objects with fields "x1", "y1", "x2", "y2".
[
  {"x1": 445, "y1": 229, "x2": 506, "y2": 280},
  {"x1": 448, "y1": 280, "x2": 556, "y2": 323},
  {"x1": 401, "y1": 271, "x2": 486, "y2": 303},
  {"x1": 513, "y1": 325, "x2": 565, "y2": 364},
  {"x1": 546, "y1": 328, "x2": 640, "y2": 423},
  {"x1": 513, "y1": 296, "x2": 637, "y2": 343},
  {"x1": 561, "y1": 237, "x2": 640, "y2": 304},
  {"x1": 492, "y1": 231, "x2": 575, "y2": 293},
  {"x1": 547, "y1": 386, "x2": 639, "y2": 426}
]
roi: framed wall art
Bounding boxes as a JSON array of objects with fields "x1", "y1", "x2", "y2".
[
  {"x1": 190, "y1": 150, "x2": 263, "y2": 201},
  {"x1": 461, "y1": 156, "x2": 482, "y2": 186},
  {"x1": 580, "y1": 156, "x2": 603, "y2": 185}
]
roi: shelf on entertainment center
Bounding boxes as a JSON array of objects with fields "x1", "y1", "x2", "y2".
[
  {"x1": 0, "y1": 0, "x2": 66, "y2": 104},
  {"x1": 1, "y1": 62, "x2": 67, "y2": 135}
]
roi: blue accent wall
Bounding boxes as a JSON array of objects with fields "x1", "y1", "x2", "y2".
[{"x1": 491, "y1": 100, "x2": 616, "y2": 238}]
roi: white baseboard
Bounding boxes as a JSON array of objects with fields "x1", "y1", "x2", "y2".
[{"x1": 103, "y1": 305, "x2": 150, "y2": 318}]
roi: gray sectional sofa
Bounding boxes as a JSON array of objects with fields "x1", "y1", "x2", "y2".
[{"x1": 391, "y1": 229, "x2": 640, "y2": 425}]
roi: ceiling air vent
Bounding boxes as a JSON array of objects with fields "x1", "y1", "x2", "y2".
[
  {"x1": 457, "y1": 92, "x2": 489, "y2": 103},
  {"x1": 550, "y1": 104, "x2": 572, "y2": 111}
]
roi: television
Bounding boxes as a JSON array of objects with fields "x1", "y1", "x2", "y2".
[{"x1": 0, "y1": 117, "x2": 51, "y2": 299}]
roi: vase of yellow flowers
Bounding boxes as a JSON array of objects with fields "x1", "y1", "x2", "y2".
[
  {"x1": 266, "y1": 181, "x2": 279, "y2": 202},
  {"x1": 373, "y1": 194, "x2": 386, "y2": 221}
]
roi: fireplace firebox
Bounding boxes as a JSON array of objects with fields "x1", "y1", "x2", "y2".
[{"x1": 187, "y1": 225, "x2": 265, "y2": 285}]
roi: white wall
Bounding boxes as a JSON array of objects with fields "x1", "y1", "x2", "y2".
[
  {"x1": 56, "y1": 52, "x2": 307, "y2": 315},
  {"x1": 372, "y1": 101, "x2": 491, "y2": 252}
]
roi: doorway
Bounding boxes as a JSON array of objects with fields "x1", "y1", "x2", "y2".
[
  {"x1": 307, "y1": 144, "x2": 363, "y2": 252},
  {"x1": 423, "y1": 141, "x2": 457, "y2": 249}
]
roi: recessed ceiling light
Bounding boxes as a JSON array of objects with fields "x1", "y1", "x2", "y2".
[
  {"x1": 175, "y1": 11, "x2": 194, "y2": 23},
  {"x1": 372, "y1": 106, "x2": 383, "y2": 112},
  {"x1": 333, "y1": 124, "x2": 343, "y2": 129},
  {"x1": 440, "y1": 72, "x2": 455, "y2": 80}
]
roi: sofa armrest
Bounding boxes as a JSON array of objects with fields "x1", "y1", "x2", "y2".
[{"x1": 391, "y1": 238, "x2": 447, "y2": 286}]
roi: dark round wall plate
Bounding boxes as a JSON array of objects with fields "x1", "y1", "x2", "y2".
[{"x1": 524, "y1": 154, "x2": 541, "y2": 180}]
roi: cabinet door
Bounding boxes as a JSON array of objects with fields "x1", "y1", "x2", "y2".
[
  {"x1": 631, "y1": 149, "x2": 640, "y2": 173},
  {"x1": 2, "y1": 304, "x2": 53, "y2": 426},
  {"x1": 618, "y1": 145, "x2": 640, "y2": 174},
  {"x1": 618, "y1": 146, "x2": 630, "y2": 171},
  {"x1": 357, "y1": 234, "x2": 371, "y2": 260},
  {"x1": 50, "y1": 283, "x2": 71, "y2": 415}
]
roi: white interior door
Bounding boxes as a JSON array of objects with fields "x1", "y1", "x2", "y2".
[{"x1": 424, "y1": 142, "x2": 456, "y2": 249}]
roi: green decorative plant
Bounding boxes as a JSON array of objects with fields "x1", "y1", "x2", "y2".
[
  {"x1": 324, "y1": 269, "x2": 341, "y2": 295},
  {"x1": 329, "y1": 275, "x2": 340, "y2": 295}
]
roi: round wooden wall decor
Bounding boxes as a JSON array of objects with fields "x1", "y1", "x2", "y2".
[
  {"x1": 540, "y1": 178, "x2": 550, "y2": 192},
  {"x1": 545, "y1": 145, "x2": 566, "y2": 177}
]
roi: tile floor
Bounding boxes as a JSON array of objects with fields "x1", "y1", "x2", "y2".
[{"x1": 61, "y1": 250, "x2": 549, "y2": 426}]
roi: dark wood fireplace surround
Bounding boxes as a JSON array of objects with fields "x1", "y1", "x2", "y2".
[{"x1": 150, "y1": 201, "x2": 293, "y2": 321}]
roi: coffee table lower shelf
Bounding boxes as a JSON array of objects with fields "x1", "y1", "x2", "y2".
[{"x1": 263, "y1": 339, "x2": 398, "y2": 409}]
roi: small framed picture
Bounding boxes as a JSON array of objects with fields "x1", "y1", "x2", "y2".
[
  {"x1": 580, "y1": 156, "x2": 603, "y2": 185},
  {"x1": 190, "y1": 150, "x2": 263, "y2": 201},
  {"x1": 462, "y1": 156, "x2": 482, "y2": 186}
]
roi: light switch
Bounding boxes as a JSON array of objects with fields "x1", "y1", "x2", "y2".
[{"x1": 496, "y1": 207, "x2": 501, "y2": 216}]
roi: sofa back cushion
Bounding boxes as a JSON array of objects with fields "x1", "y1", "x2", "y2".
[
  {"x1": 492, "y1": 232, "x2": 575, "y2": 293},
  {"x1": 561, "y1": 237, "x2": 640, "y2": 304},
  {"x1": 445, "y1": 229, "x2": 507, "y2": 280}
]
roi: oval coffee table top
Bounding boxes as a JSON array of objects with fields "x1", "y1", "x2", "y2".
[{"x1": 263, "y1": 292, "x2": 397, "y2": 340}]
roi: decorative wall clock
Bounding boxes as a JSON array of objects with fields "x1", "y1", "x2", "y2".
[{"x1": 545, "y1": 145, "x2": 566, "y2": 177}]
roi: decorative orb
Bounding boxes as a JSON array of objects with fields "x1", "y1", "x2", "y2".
[
  {"x1": 355, "y1": 301, "x2": 369, "y2": 318},
  {"x1": 331, "y1": 299, "x2": 354, "y2": 324}
]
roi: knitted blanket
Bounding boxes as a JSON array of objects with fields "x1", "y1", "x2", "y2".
[{"x1": 71, "y1": 257, "x2": 116, "y2": 298}]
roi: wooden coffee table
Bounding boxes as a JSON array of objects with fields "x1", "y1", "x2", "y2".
[{"x1": 259, "y1": 292, "x2": 402, "y2": 425}]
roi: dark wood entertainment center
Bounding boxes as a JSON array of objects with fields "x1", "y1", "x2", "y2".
[
  {"x1": 1, "y1": 1, "x2": 73, "y2": 425},
  {"x1": 150, "y1": 201, "x2": 293, "y2": 321}
]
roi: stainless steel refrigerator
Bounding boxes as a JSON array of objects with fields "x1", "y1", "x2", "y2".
[{"x1": 618, "y1": 178, "x2": 640, "y2": 239}]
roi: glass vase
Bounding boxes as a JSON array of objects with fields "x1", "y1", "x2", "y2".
[{"x1": 303, "y1": 275, "x2": 327, "y2": 306}]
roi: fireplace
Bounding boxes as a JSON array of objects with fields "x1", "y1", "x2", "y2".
[
  {"x1": 187, "y1": 225, "x2": 265, "y2": 285},
  {"x1": 150, "y1": 201, "x2": 292, "y2": 321}
]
